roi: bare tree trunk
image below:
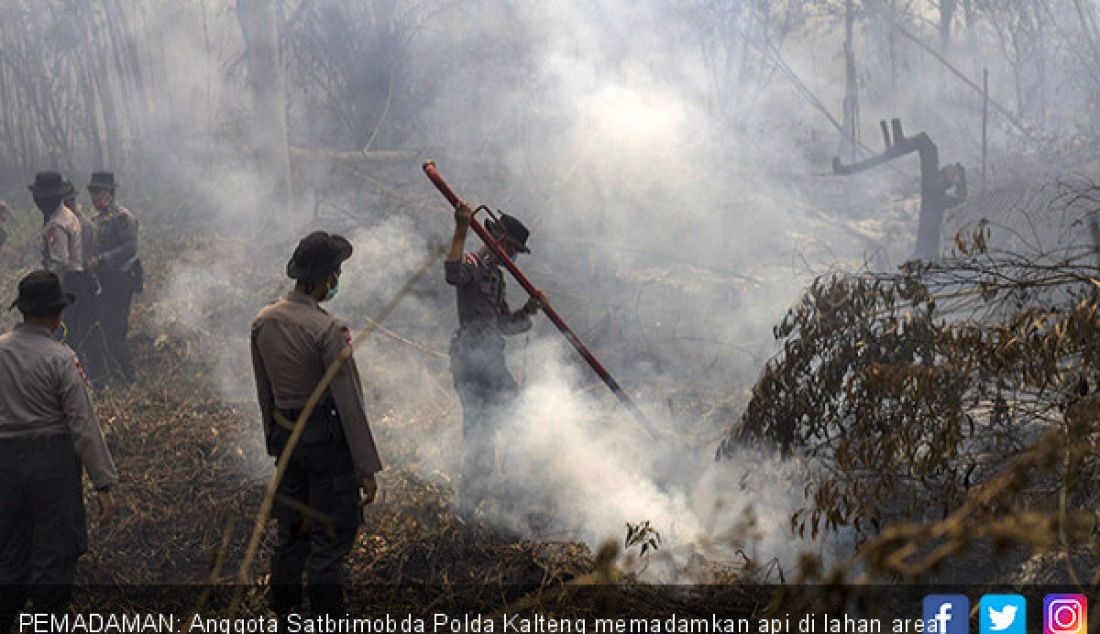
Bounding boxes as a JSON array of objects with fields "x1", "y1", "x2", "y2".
[
  {"x1": 962, "y1": 0, "x2": 980, "y2": 73},
  {"x1": 237, "y1": 0, "x2": 293, "y2": 220},
  {"x1": 0, "y1": 36, "x2": 15, "y2": 167},
  {"x1": 200, "y1": 0, "x2": 214, "y2": 137},
  {"x1": 79, "y1": 62, "x2": 105, "y2": 168},
  {"x1": 981, "y1": 68, "x2": 988, "y2": 193},
  {"x1": 940, "y1": 0, "x2": 957, "y2": 52},
  {"x1": 79, "y1": 3, "x2": 124, "y2": 169},
  {"x1": 92, "y1": 56, "x2": 123, "y2": 169},
  {"x1": 889, "y1": 0, "x2": 898, "y2": 92},
  {"x1": 841, "y1": 0, "x2": 859, "y2": 160},
  {"x1": 833, "y1": 121, "x2": 965, "y2": 262},
  {"x1": 1033, "y1": 0, "x2": 1047, "y2": 127},
  {"x1": 75, "y1": 2, "x2": 105, "y2": 168}
]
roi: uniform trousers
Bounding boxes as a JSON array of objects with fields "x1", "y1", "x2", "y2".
[
  {"x1": 0, "y1": 435, "x2": 86, "y2": 633},
  {"x1": 268, "y1": 422, "x2": 361, "y2": 617},
  {"x1": 449, "y1": 333, "x2": 519, "y2": 517},
  {"x1": 61, "y1": 270, "x2": 107, "y2": 384},
  {"x1": 97, "y1": 269, "x2": 135, "y2": 384}
]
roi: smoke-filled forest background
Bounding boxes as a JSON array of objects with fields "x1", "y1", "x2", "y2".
[{"x1": 2, "y1": 0, "x2": 1100, "y2": 587}]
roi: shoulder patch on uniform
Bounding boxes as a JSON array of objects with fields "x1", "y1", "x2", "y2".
[
  {"x1": 46, "y1": 226, "x2": 58, "y2": 243},
  {"x1": 340, "y1": 324, "x2": 353, "y2": 349}
]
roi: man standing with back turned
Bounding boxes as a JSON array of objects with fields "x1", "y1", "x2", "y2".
[
  {"x1": 31, "y1": 172, "x2": 86, "y2": 353},
  {"x1": 444, "y1": 202, "x2": 545, "y2": 519},
  {"x1": 251, "y1": 231, "x2": 382, "y2": 618},
  {"x1": 0, "y1": 271, "x2": 118, "y2": 631}
]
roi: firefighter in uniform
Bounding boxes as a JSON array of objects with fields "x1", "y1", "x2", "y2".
[
  {"x1": 87, "y1": 172, "x2": 140, "y2": 385},
  {"x1": 0, "y1": 271, "x2": 118, "y2": 631},
  {"x1": 444, "y1": 202, "x2": 545, "y2": 518},
  {"x1": 30, "y1": 172, "x2": 88, "y2": 357},
  {"x1": 62, "y1": 180, "x2": 107, "y2": 385},
  {"x1": 250, "y1": 231, "x2": 382, "y2": 617}
]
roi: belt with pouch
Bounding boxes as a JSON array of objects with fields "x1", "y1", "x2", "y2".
[{"x1": 271, "y1": 400, "x2": 345, "y2": 446}]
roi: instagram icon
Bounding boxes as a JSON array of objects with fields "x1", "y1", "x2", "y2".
[{"x1": 1045, "y1": 595, "x2": 1088, "y2": 634}]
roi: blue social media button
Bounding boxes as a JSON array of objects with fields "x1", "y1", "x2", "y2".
[
  {"x1": 981, "y1": 595, "x2": 1026, "y2": 634},
  {"x1": 925, "y1": 595, "x2": 971, "y2": 634}
]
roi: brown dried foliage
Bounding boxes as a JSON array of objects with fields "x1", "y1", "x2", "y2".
[{"x1": 723, "y1": 217, "x2": 1100, "y2": 568}]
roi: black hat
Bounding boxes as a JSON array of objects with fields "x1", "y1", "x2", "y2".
[
  {"x1": 87, "y1": 171, "x2": 117, "y2": 191},
  {"x1": 286, "y1": 231, "x2": 353, "y2": 282},
  {"x1": 28, "y1": 171, "x2": 71, "y2": 197},
  {"x1": 9, "y1": 270, "x2": 75, "y2": 316},
  {"x1": 485, "y1": 213, "x2": 531, "y2": 254}
]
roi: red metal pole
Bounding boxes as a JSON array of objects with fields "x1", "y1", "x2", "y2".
[{"x1": 423, "y1": 160, "x2": 652, "y2": 432}]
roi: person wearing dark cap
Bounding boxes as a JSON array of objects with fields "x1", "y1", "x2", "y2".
[
  {"x1": 87, "y1": 171, "x2": 140, "y2": 385},
  {"x1": 30, "y1": 172, "x2": 84, "y2": 277},
  {"x1": 444, "y1": 202, "x2": 546, "y2": 518},
  {"x1": 0, "y1": 271, "x2": 118, "y2": 632},
  {"x1": 30, "y1": 172, "x2": 95, "y2": 374},
  {"x1": 250, "y1": 231, "x2": 382, "y2": 618}
]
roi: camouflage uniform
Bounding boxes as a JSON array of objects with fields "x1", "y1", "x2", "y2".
[
  {"x1": 91, "y1": 204, "x2": 139, "y2": 384},
  {"x1": 444, "y1": 251, "x2": 532, "y2": 515}
]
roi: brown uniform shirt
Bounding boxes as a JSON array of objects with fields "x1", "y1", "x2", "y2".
[
  {"x1": 42, "y1": 205, "x2": 84, "y2": 274},
  {"x1": 92, "y1": 204, "x2": 138, "y2": 271},
  {"x1": 0, "y1": 324, "x2": 118, "y2": 489},
  {"x1": 444, "y1": 251, "x2": 531, "y2": 338},
  {"x1": 75, "y1": 209, "x2": 98, "y2": 270},
  {"x1": 250, "y1": 290, "x2": 383, "y2": 479}
]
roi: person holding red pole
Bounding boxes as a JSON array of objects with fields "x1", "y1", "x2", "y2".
[{"x1": 445, "y1": 201, "x2": 546, "y2": 519}]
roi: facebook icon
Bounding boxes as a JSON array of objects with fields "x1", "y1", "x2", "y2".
[{"x1": 924, "y1": 595, "x2": 970, "y2": 634}]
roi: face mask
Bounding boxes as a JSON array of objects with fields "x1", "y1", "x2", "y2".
[
  {"x1": 54, "y1": 321, "x2": 68, "y2": 343},
  {"x1": 323, "y1": 279, "x2": 340, "y2": 302},
  {"x1": 92, "y1": 192, "x2": 112, "y2": 211}
]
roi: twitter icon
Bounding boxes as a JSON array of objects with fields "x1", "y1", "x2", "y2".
[{"x1": 981, "y1": 594, "x2": 1027, "y2": 634}]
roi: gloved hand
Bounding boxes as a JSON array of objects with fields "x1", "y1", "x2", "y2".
[{"x1": 523, "y1": 291, "x2": 549, "y2": 315}]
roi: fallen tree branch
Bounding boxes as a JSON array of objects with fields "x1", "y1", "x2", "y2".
[
  {"x1": 289, "y1": 146, "x2": 418, "y2": 162},
  {"x1": 362, "y1": 316, "x2": 448, "y2": 360}
]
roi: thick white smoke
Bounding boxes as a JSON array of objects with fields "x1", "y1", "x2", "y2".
[{"x1": 139, "y1": 0, "x2": 1047, "y2": 578}]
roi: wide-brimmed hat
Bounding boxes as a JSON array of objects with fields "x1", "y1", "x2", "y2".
[
  {"x1": 485, "y1": 213, "x2": 531, "y2": 254},
  {"x1": 9, "y1": 270, "x2": 75, "y2": 316},
  {"x1": 28, "y1": 171, "x2": 71, "y2": 198},
  {"x1": 87, "y1": 171, "x2": 117, "y2": 191},
  {"x1": 286, "y1": 231, "x2": 353, "y2": 283}
]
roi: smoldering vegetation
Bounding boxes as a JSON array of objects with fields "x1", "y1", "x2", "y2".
[{"x1": 1, "y1": 0, "x2": 1100, "y2": 594}]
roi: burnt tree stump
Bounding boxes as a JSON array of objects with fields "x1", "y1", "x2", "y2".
[{"x1": 833, "y1": 119, "x2": 967, "y2": 262}]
